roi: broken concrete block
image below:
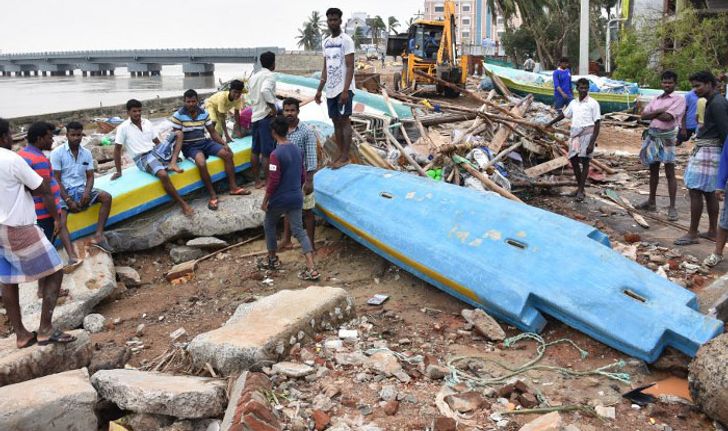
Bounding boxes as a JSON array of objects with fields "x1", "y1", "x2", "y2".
[
  {"x1": 594, "y1": 405, "x2": 616, "y2": 420},
  {"x1": 124, "y1": 412, "x2": 176, "y2": 431},
  {"x1": 698, "y1": 272, "x2": 728, "y2": 321},
  {"x1": 88, "y1": 345, "x2": 132, "y2": 375},
  {"x1": 170, "y1": 246, "x2": 205, "y2": 264},
  {"x1": 115, "y1": 266, "x2": 142, "y2": 286},
  {"x1": 170, "y1": 327, "x2": 188, "y2": 341},
  {"x1": 20, "y1": 248, "x2": 116, "y2": 331},
  {"x1": 186, "y1": 237, "x2": 228, "y2": 251},
  {"x1": 272, "y1": 361, "x2": 315, "y2": 378},
  {"x1": 0, "y1": 329, "x2": 91, "y2": 387},
  {"x1": 83, "y1": 313, "x2": 106, "y2": 333},
  {"x1": 188, "y1": 286, "x2": 355, "y2": 376},
  {"x1": 689, "y1": 333, "x2": 728, "y2": 425},
  {"x1": 518, "y1": 411, "x2": 562, "y2": 431},
  {"x1": 0, "y1": 368, "x2": 97, "y2": 430},
  {"x1": 221, "y1": 372, "x2": 281, "y2": 431},
  {"x1": 91, "y1": 369, "x2": 227, "y2": 419},
  {"x1": 461, "y1": 308, "x2": 506, "y2": 341},
  {"x1": 444, "y1": 391, "x2": 486, "y2": 413}
]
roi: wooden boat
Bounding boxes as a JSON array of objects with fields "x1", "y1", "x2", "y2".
[
  {"x1": 314, "y1": 164, "x2": 723, "y2": 362},
  {"x1": 65, "y1": 73, "x2": 411, "y2": 240}
]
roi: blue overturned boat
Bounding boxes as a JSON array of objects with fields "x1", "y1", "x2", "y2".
[{"x1": 314, "y1": 165, "x2": 724, "y2": 363}]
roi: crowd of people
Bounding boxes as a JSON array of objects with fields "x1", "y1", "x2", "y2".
[{"x1": 0, "y1": 7, "x2": 355, "y2": 350}]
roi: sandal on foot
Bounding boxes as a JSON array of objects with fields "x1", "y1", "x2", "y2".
[
  {"x1": 699, "y1": 232, "x2": 716, "y2": 241},
  {"x1": 635, "y1": 201, "x2": 657, "y2": 211},
  {"x1": 257, "y1": 256, "x2": 281, "y2": 270},
  {"x1": 37, "y1": 329, "x2": 76, "y2": 346},
  {"x1": 298, "y1": 269, "x2": 321, "y2": 281},
  {"x1": 63, "y1": 259, "x2": 83, "y2": 274},
  {"x1": 89, "y1": 240, "x2": 113, "y2": 254},
  {"x1": 704, "y1": 253, "x2": 724, "y2": 267},
  {"x1": 18, "y1": 331, "x2": 38, "y2": 349},
  {"x1": 667, "y1": 208, "x2": 679, "y2": 221},
  {"x1": 674, "y1": 236, "x2": 700, "y2": 246},
  {"x1": 207, "y1": 198, "x2": 219, "y2": 211},
  {"x1": 230, "y1": 187, "x2": 251, "y2": 196}
]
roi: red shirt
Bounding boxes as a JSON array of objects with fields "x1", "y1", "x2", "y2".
[{"x1": 17, "y1": 145, "x2": 61, "y2": 220}]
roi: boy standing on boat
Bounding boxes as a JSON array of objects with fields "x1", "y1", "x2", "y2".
[
  {"x1": 204, "y1": 79, "x2": 246, "y2": 144},
  {"x1": 315, "y1": 7, "x2": 356, "y2": 169},
  {"x1": 249, "y1": 51, "x2": 278, "y2": 189},
  {"x1": 675, "y1": 71, "x2": 728, "y2": 248},
  {"x1": 171, "y1": 89, "x2": 251, "y2": 211},
  {"x1": 636, "y1": 71, "x2": 685, "y2": 222},
  {"x1": 547, "y1": 78, "x2": 601, "y2": 202},
  {"x1": 260, "y1": 116, "x2": 319, "y2": 280},
  {"x1": 51, "y1": 121, "x2": 114, "y2": 253},
  {"x1": 113, "y1": 99, "x2": 194, "y2": 216},
  {"x1": 553, "y1": 57, "x2": 573, "y2": 110}
]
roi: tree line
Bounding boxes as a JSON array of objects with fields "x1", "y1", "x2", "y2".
[{"x1": 296, "y1": 12, "x2": 414, "y2": 50}]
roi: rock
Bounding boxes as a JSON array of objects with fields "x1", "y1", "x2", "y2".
[
  {"x1": 689, "y1": 333, "x2": 728, "y2": 425},
  {"x1": 125, "y1": 413, "x2": 176, "y2": 431},
  {"x1": 365, "y1": 351, "x2": 402, "y2": 376},
  {"x1": 335, "y1": 351, "x2": 367, "y2": 366},
  {"x1": 106, "y1": 191, "x2": 265, "y2": 252},
  {"x1": 425, "y1": 364, "x2": 450, "y2": 380},
  {"x1": 651, "y1": 347, "x2": 690, "y2": 378},
  {"x1": 698, "y1": 272, "x2": 728, "y2": 321},
  {"x1": 379, "y1": 384, "x2": 398, "y2": 401},
  {"x1": 161, "y1": 419, "x2": 220, "y2": 431},
  {"x1": 594, "y1": 405, "x2": 616, "y2": 420},
  {"x1": 623, "y1": 232, "x2": 641, "y2": 244},
  {"x1": 444, "y1": 391, "x2": 486, "y2": 413},
  {"x1": 115, "y1": 266, "x2": 142, "y2": 286},
  {"x1": 432, "y1": 416, "x2": 457, "y2": 431},
  {"x1": 91, "y1": 369, "x2": 226, "y2": 419},
  {"x1": 517, "y1": 392, "x2": 538, "y2": 408},
  {"x1": 382, "y1": 400, "x2": 399, "y2": 416},
  {"x1": 89, "y1": 142, "x2": 117, "y2": 163},
  {"x1": 83, "y1": 313, "x2": 106, "y2": 333},
  {"x1": 272, "y1": 361, "x2": 315, "y2": 378},
  {"x1": 0, "y1": 329, "x2": 91, "y2": 387},
  {"x1": 170, "y1": 246, "x2": 205, "y2": 264},
  {"x1": 20, "y1": 249, "x2": 116, "y2": 330},
  {"x1": 186, "y1": 237, "x2": 228, "y2": 250},
  {"x1": 461, "y1": 309, "x2": 506, "y2": 341},
  {"x1": 221, "y1": 372, "x2": 281, "y2": 431},
  {"x1": 189, "y1": 286, "x2": 355, "y2": 376},
  {"x1": 312, "y1": 393, "x2": 335, "y2": 412},
  {"x1": 518, "y1": 411, "x2": 562, "y2": 431},
  {"x1": 137, "y1": 324, "x2": 146, "y2": 337},
  {"x1": 312, "y1": 409, "x2": 330, "y2": 430},
  {"x1": 170, "y1": 327, "x2": 188, "y2": 341},
  {"x1": 0, "y1": 368, "x2": 97, "y2": 430},
  {"x1": 88, "y1": 345, "x2": 132, "y2": 375},
  {"x1": 563, "y1": 425, "x2": 581, "y2": 431}
]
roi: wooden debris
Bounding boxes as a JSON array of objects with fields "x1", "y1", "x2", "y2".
[{"x1": 525, "y1": 156, "x2": 571, "y2": 177}]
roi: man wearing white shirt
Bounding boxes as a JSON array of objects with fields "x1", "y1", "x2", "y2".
[
  {"x1": 249, "y1": 51, "x2": 278, "y2": 188},
  {"x1": 315, "y1": 7, "x2": 356, "y2": 169},
  {"x1": 547, "y1": 78, "x2": 602, "y2": 202}
]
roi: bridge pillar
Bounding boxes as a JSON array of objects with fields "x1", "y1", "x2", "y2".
[
  {"x1": 2, "y1": 64, "x2": 37, "y2": 77},
  {"x1": 183, "y1": 63, "x2": 214, "y2": 77},
  {"x1": 79, "y1": 63, "x2": 115, "y2": 77},
  {"x1": 127, "y1": 63, "x2": 162, "y2": 77},
  {"x1": 38, "y1": 63, "x2": 75, "y2": 77}
]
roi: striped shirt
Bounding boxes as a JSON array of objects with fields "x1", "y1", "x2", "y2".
[
  {"x1": 17, "y1": 145, "x2": 61, "y2": 220},
  {"x1": 169, "y1": 106, "x2": 212, "y2": 143},
  {"x1": 287, "y1": 122, "x2": 317, "y2": 172}
]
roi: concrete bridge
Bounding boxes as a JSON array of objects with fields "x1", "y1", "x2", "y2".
[{"x1": 0, "y1": 47, "x2": 286, "y2": 77}]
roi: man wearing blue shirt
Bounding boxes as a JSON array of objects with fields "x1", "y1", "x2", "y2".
[
  {"x1": 553, "y1": 57, "x2": 573, "y2": 110},
  {"x1": 679, "y1": 89, "x2": 699, "y2": 146}
]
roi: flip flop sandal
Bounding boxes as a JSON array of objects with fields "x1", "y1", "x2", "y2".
[
  {"x1": 207, "y1": 199, "x2": 219, "y2": 211},
  {"x1": 667, "y1": 208, "x2": 679, "y2": 221},
  {"x1": 63, "y1": 259, "x2": 84, "y2": 274},
  {"x1": 89, "y1": 240, "x2": 113, "y2": 254},
  {"x1": 704, "y1": 253, "x2": 724, "y2": 267},
  {"x1": 298, "y1": 269, "x2": 321, "y2": 281},
  {"x1": 635, "y1": 201, "x2": 657, "y2": 211},
  {"x1": 674, "y1": 237, "x2": 700, "y2": 246},
  {"x1": 18, "y1": 331, "x2": 38, "y2": 349},
  {"x1": 699, "y1": 232, "x2": 716, "y2": 240},
  {"x1": 230, "y1": 187, "x2": 251, "y2": 196},
  {"x1": 37, "y1": 329, "x2": 76, "y2": 346},
  {"x1": 257, "y1": 256, "x2": 281, "y2": 270}
]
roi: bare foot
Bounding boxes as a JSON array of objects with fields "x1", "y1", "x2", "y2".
[
  {"x1": 331, "y1": 158, "x2": 350, "y2": 169},
  {"x1": 699, "y1": 231, "x2": 717, "y2": 241},
  {"x1": 181, "y1": 203, "x2": 194, "y2": 217},
  {"x1": 255, "y1": 180, "x2": 266, "y2": 189},
  {"x1": 168, "y1": 164, "x2": 184, "y2": 174},
  {"x1": 16, "y1": 331, "x2": 36, "y2": 349},
  {"x1": 277, "y1": 239, "x2": 293, "y2": 250}
]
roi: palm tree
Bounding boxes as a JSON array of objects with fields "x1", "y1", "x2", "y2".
[
  {"x1": 369, "y1": 15, "x2": 387, "y2": 46},
  {"x1": 296, "y1": 22, "x2": 316, "y2": 51},
  {"x1": 307, "y1": 11, "x2": 324, "y2": 48},
  {"x1": 387, "y1": 16, "x2": 400, "y2": 34},
  {"x1": 352, "y1": 26, "x2": 365, "y2": 49}
]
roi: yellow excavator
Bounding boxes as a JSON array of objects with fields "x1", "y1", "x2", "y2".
[{"x1": 386, "y1": 0, "x2": 469, "y2": 97}]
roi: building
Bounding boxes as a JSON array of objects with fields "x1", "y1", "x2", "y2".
[
  {"x1": 620, "y1": 0, "x2": 728, "y2": 25},
  {"x1": 345, "y1": 12, "x2": 371, "y2": 37},
  {"x1": 422, "y1": 0, "x2": 516, "y2": 54}
]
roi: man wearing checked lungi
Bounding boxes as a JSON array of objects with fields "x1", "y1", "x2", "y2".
[
  {"x1": 637, "y1": 70, "x2": 686, "y2": 222},
  {"x1": 547, "y1": 78, "x2": 602, "y2": 202},
  {"x1": 675, "y1": 71, "x2": 728, "y2": 246}
]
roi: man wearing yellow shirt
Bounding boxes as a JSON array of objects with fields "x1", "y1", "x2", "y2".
[{"x1": 204, "y1": 80, "x2": 245, "y2": 143}]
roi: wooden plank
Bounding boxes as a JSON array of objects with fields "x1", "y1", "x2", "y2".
[
  {"x1": 452, "y1": 155, "x2": 523, "y2": 203},
  {"x1": 604, "y1": 189, "x2": 650, "y2": 229},
  {"x1": 525, "y1": 156, "x2": 571, "y2": 177},
  {"x1": 489, "y1": 95, "x2": 533, "y2": 153}
]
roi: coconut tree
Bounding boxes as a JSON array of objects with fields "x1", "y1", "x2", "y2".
[
  {"x1": 387, "y1": 16, "x2": 400, "y2": 34},
  {"x1": 296, "y1": 22, "x2": 317, "y2": 51},
  {"x1": 368, "y1": 15, "x2": 387, "y2": 46}
]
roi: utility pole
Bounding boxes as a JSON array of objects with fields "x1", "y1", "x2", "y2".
[{"x1": 579, "y1": 0, "x2": 589, "y2": 75}]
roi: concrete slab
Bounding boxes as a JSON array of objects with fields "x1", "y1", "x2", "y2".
[
  {"x1": 698, "y1": 273, "x2": 728, "y2": 321},
  {"x1": 188, "y1": 286, "x2": 355, "y2": 376},
  {"x1": 91, "y1": 369, "x2": 227, "y2": 419},
  {"x1": 0, "y1": 368, "x2": 97, "y2": 431},
  {"x1": 0, "y1": 329, "x2": 91, "y2": 387}
]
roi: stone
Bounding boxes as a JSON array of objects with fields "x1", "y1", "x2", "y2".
[
  {"x1": 221, "y1": 372, "x2": 281, "y2": 431},
  {"x1": 312, "y1": 409, "x2": 330, "y2": 430},
  {"x1": 271, "y1": 361, "x2": 315, "y2": 378},
  {"x1": 689, "y1": 333, "x2": 728, "y2": 425},
  {"x1": 20, "y1": 249, "x2": 116, "y2": 330},
  {"x1": 189, "y1": 286, "x2": 355, "y2": 376},
  {"x1": 517, "y1": 392, "x2": 538, "y2": 408},
  {"x1": 594, "y1": 405, "x2": 616, "y2": 420},
  {"x1": 115, "y1": 266, "x2": 142, "y2": 286},
  {"x1": 425, "y1": 364, "x2": 450, "y2": 380},
  {"x1": 186, "y1": 237, "x2": 228, "y2": 251},
  {"x1": 335, "y1": 351, "x2": 367, "y2": 366},
  {"x1": 161, "y1": 419, "x2": 221, "y2": 431},
  {"x1": 461, "y1": 309, "x2": 506, "y2": 341},
  {"x1": 432, "y1": 416, "x2": 457, "y2": 431},
  {"x1": 88, "y1": 345, "x2": 132, "y2": 375},
  {"x1": 106, "y1": 191, "x2": 265, "y2": 252},
  {"x1": 382, "y1": 400, "x2": 399, "y2": 416},
  {"x1": 518, "y1": 412, "x2": 563, "y2": 431},
  {"x1": 444, "y1": 391, "x2": 486, "y2": 413},
  {"x1": 651, "y1": 347, "x2": 690, "y2": 378},
  {"x1": 563, "y1": 425, "x2": 581, "y2": 431},
  {"x1": 125, "y1": 412, "x2": 176, "y2": 431},
  {"x1": 0, "y1": 329, "x2": 91, "y2": 387},
  {"x1": 91, "y1": 369, "x2": 227, "y2": 419},
  {"x1": 170, "y1": 246, "x2": 205, "y2": 264},
  {"x1": 379, "y1": 384, "x2": 398, "y2": 401},
  {"x1": 89, "y1": 142, "x2": 117, "y2": 163},
  {"x1": 698, "y1": 272, "x2": 728, "y2": 321},
  {"x1": 83, "y1": 313, "x2": 106, "y2": 333},
  {"x1": 170, "y1": 327, "x2": 188, "y2": 341},
  {"x1": 365, "y1": 351, "x2": 402, "y2": 376},
  {"x1": 0, "y1": 368, "x2": 97, "y2": 430},
  {"x1": 137, "y1": 324, "x2": 146, "y2": 337}
]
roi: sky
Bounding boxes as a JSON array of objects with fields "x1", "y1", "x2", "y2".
[{"x1": 0, "y1": 0, "x2": 423, "y2": 53}]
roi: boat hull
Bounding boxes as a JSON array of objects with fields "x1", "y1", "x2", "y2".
[{"x1": 314, "y1": 165, "x2": 723, "y2": 362}]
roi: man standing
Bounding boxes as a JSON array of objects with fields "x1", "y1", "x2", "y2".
[
  {"x1": 553, "y1": 57, "x2": 573, "y2": 110},
  {"x1": 547, "y1": 78, "x2": 601, "y2": 202},
  {"x1": 675, "y1": 71, "x2": 728, "y2": 246},
  {"x1": 113, "y1": 99, "x2": 194, "y2": 216},
  {"x1": 316, "y1": 7, "x2": 356, "y2": 169},
  {"x1": 249, "y1": 51, "x2": 278, "y2": 188},
  {"x1": 280, "y1": 98, "x2": 318, "y2": 249},
  {"x1": 204, "y1": 79, "x2": 246, "y2": 144},
  {"x1": 679, "y1": 88, "x2": 699, "y2": 146},
  {"x1": 51, "y1": 121, "x2": 114, "y2": 252},
  {"x1": 523, "y1": 55, "x2": 535, "y2": 72},
  {"x1": 0, "y1": 117, "x2": 76, "y2": 348},
  {"x1": 170, "y1": 89, "x2": 250, "y2": 211},
  {"x1": 636, "y1": 71, "x2": 685, "y2": 221}
]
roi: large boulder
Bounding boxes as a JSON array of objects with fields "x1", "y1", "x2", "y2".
[
  {"x1": 189, "y1": 286, "x2": 355, "y2": 376},
  {"x1": 0, "y1": 329, "x2": 91, "y2": 387},
  {"x1": 19, "y1": 247, "x2": 116, "y2": 330},
  {"x1": 106, "y1": 191, "x2": 265, "y2": 252},
  {"x1": 689, "y1": 333, "x2": 728, "y2": 426},
  {"x1": 0, "y1": 368, "x2": 97, "y2": 430},
  {"x1": 91, "y1": 369, "x2": 227, "y2": 419}
]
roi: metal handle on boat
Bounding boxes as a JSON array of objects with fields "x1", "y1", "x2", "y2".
[
  {"x1": 623, "y1": 289, "x2": 647, "y2": 303},
  {"x1": 505, "y1": 239, "x2": 527, "y2": 250},
  {"x1": 379, "y1": 192, "x2": 394, "y2": 199}
]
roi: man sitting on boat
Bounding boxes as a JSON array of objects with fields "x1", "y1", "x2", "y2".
[
  {"x1": 523, "y1": 55, "x2": 535, "y2": 73},
  {"x1": 552, "y1": 57, "x2": 573, "y2": 110},
  {"x1": 112, "y1": 99, "x2": 194, "y2": 217},
  {"x1": 636, "y1": 70, "x2": 685, "y2": 222},
  {"x1": 170, "y1": 89, "x2": 251, "y2": 211},
  {"x1": 547, "y1": 78, "x2": 601, "y2": 202},
  {"x1": 204, "y1": 79, "x2": 246, "y2": 144},
  {"x1": 51, "y1": 121, "x2": 114, "y2": 253}
]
